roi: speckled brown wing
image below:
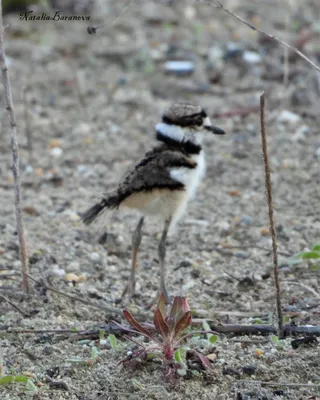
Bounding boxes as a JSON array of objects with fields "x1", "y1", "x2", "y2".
[
  {"x1": 82, "y1": 147, "x2": 197, "y2": 225},
  {"x1": 117, "y1": 147, "x2": 197, "y2": 203}
]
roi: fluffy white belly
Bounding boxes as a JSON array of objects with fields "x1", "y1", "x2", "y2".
[{"x1": 169, "y1": 151, "x2": 206, "y2": 227}]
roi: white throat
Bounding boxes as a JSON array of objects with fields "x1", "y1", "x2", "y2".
[{"x1": 155, "y1": 123, "x2": 185, "y2": 142}]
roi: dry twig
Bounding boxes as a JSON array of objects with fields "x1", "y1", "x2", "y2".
[
  {"x1": 196, "y1": 0, "x2": 320, "y2": 73},
  {"x1": 236, "y1": 380, "x2": 320, "y2": 388},
  {"x1": 0, "y1": 294, "x2": 30, "y2": 317},
  {"x1": 284, "y1": 281, "x2": 320, "y2": 299},
  {"x1": 0, "y1": 0, "x2": 29, "y2": 292},
  {"x1": 260, "y1": 92, "x2": 284, "y2": 339}
]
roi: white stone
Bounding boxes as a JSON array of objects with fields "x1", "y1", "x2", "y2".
[
  {"x1": 50, "y1": 147, "x2": 63, "y2": 158},
  {"x1": 89, "y1": 252, "x2": 101, "y2": 262},
  {"x1": 277, "y1": 110, "x2": 301, "y2": 125},
  {"x1": 242, "y1": 51, "x2": 262, "y2": 64}
]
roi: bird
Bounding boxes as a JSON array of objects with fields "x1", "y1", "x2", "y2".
[{"x1": 82, "y1": 103, "x2": 225, "y2": 302}]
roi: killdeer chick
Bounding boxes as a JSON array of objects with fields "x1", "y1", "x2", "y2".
[{"x1": 82, "y1": 104, "x2": 225, "y2": 302}]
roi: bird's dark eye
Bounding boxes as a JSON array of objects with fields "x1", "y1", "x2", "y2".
[{"x1": 195, "y1": 117, "x2": 203, "y2": 126}]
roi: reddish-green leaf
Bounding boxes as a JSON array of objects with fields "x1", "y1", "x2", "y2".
[
  {"x1": 174, "y1": 311, "x2": 192, "y2": 338},
  {"x1": 169, "y1": 296, "x2": 183, "y2": 320},
  {"x1": 123, "y1": 310, "x2": 154, "y2": 340},
  {"x1": 154, "y1": 308, "x2": 169, "y2": 338},
  {"x1": 157, "y1": 292, "x2": 167, "y2": 321}
]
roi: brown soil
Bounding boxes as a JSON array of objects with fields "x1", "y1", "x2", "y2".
[{"x1": 0, "y1": 1, "x2": 319, "y2": 399}]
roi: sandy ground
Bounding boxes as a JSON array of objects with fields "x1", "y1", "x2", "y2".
[{"x1": 0, "y1": 0, "x2": 320, "y2": 399}]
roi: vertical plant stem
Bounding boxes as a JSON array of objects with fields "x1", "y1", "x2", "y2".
[
  {"x1": 259, "y1": 92, "x2": 283, "y2": 339},
  {"x1": 0, "y1": 1, "x2": 29, "y2": 292},
  {"x1": 23, "y1": 85, "x2": 33, "y2": 165}
]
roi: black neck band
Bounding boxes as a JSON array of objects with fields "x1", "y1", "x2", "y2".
[{"x1": 156, "y1": 131, "x2": 202, "y2": 155}]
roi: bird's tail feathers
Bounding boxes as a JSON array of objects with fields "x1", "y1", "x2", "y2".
[{"x1": 82, "y1": 193, "x2": 119, "y2": 225}]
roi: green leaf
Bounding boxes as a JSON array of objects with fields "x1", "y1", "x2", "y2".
[
  {"x1": 271, "y1": 335, "x2": 279, "y2": 344},
  {"x1": 131, "y1": 378, "x2": 143, "y2": 390},
  {"x1": 174, "y1": 347, "x2": 186, "y2": 365},
  {"x1": 283, "y1": 315, "x2": 291, "y2": 324},
  {"x1": 312, "y1": 244, "x2": 320, "y2": 252},
  {"x1": 0, "y1": 375, "x2": 29, "y2": 385},
  {"x1": 209, "y1": 335, "x2": 219, "y2": 344},
  {"x1": 91, "y1": 346, "x2": 99, "y2": 362},
  {"x1": 25, "y1": 379, "x2": 38, "y2": 393},
  {"x1": 301, "y1": 251, "x2": 320, "y2": 259},
  {"x1": 108, "y1": 334, "x2": 117, "y2": 352},
  {"x1": 202, "y1": 320, "x2": 218, "y2": 343}
]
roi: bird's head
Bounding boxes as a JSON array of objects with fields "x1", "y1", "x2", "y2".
[{"x1": 156, "y1": 103, "x2": 225, "y2": 145}]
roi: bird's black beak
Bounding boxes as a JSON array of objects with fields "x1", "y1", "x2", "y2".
[{"x1": 205, "y1": 125, "x2": 226, "y2": 135}]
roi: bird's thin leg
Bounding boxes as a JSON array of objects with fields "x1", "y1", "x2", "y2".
[
  {"x1": 121, "y1": 217, "x2": 144, "y2": 300},
  {"x1": 158, "y1": 218, "x2": 171, "y2": 303}
]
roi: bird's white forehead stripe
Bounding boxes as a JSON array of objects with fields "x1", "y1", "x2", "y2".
[
  {"x1": 155, "y1": 123, "x2": 185, "y2": 142},
  {"x1": 203, "y1": 116, "x2": 212, "y2": 126}
]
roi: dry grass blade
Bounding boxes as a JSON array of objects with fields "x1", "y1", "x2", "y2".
[
  {"x1": 0, "y1": 0, "x2": 29, "y2": 292},
  {"x1": 260, "y1": 92, "x2": 284, "y2": 339},
  {"x1": 0, "y1": 294, "x2": 30, "y2": 317}
]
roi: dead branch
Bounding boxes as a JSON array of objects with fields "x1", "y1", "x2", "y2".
[
  {"x1": 260, "y1": 92, "x2": 284, "y2": 339},
  {"x1": 210, "y1": 323, "x2": 320, "y2": 337},
  {"x1": 23, "y1": 272, "x2": 150, "y2": 320},
  {"x1": 23, "y1": 85, "x2": 33, "y2": 165},
  {"x1": 196, "y1": 0, "x2": 320, "y2": 73},
  {"x1": 25, "y1": 272, "x2": 123, "y2": 316},
  {"x1": 213, "y1": 106, "x2": 260, "y2": 119},
  {"x1": 284, "y1": 281, "x2": 320, "y2": 299},
  {"x1": 236, "y1": 380, "x2": 320, "y2": 388},
  {"x1": 6, "y1": 322, "x2": 320, "y2": 340},
  {"x1": 0, "y1": 0, "x2": 29, "y2": 292},
  {"x1": 0, "y1": 294, "x2": 30, "y2": 317}
]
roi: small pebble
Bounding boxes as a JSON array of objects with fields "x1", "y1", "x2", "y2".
[
  {"x1": 291, "y1": 125, "x2": 311, "y2": 143},
  {"x1": 316, "y1": 146, "x2": 320, "y2": 159},
  {"x1": 24, "y1": 165, "x2": 33, "y2": 174},
  {"x1": 241, "y1": 215, "x2": 252, "y2": 225},
  {"x1": 165, "y1": 61, "x2": 194, "y2": 75},
  {"x1": 242, "y1": 51, "x2": 262, "y2": 64},
  {"x1": 53, "y1": 267, "x2": 66, "y2": 277},
  {"x1": 73, "y1": 122, "x2": 91, "y2": 136},
  {"x1": 260, "y1": 227, "x2": 270, "y2": 236},
  {"x1": 13, "y1": 260, "x2": 21, "y2": 268},
  {"x1": 65, "y1": 273, "x2": 86, "y2": 282},
  {"x1": 49, "y1": 139, "x2": 62, "y2": 148},
  {"x1": 50, "y1": 147, "x2": 63, "y2": 158},
  {"x1": 89, "y1": 252, "x2": 101, "y2": 262},
  {"x1": 234, "y1": 251, "x2": 250, "y2": 259},
  {"x1": 277, "y1": 110, "x2": 301, "y2": 125},
  {"x1": 242, "y1": 365, "x2": 256, "y2": 376},
  {"x1": 224, "y1": 42, "x2": 242, "y2": 60}
]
